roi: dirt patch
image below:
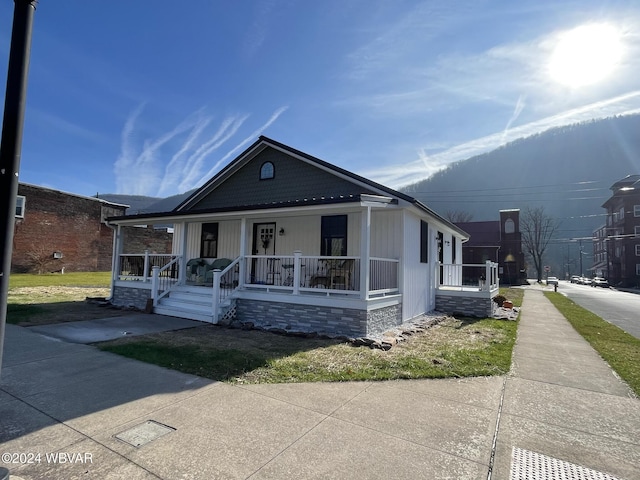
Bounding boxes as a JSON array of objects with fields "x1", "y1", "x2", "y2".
[{"x1": 7, "y1": 286, "x2": 139, "y2": 326}]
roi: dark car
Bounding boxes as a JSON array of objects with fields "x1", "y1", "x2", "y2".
[{"x1": 591, "y1": 277, "x2": 609, "y2": 288}]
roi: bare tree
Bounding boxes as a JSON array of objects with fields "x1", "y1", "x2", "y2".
[
  {"x1": 520, "y1": 206, "x2": 559, "y2": 282},
  {"x1": 445, "y1": 210, "x2": 474, "y2": 223},
  {"x1": 25, "y1": 244, "x2": 56, "y2": 274}
]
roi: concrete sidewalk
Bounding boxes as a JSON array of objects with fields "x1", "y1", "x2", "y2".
[{"x1": 1, "y1": 288, "x2": 639, "y2": 479}]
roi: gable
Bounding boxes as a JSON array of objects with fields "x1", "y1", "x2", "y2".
[{"x1": 183, "y1": 146, "x2": 378, "y2": 211}]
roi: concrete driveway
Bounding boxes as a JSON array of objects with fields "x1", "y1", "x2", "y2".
[{"x1": 26, "y1": 314, "x2": 204, "y2": 344}]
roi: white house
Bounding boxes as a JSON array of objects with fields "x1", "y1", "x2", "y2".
[{"x1": 107, "y1": 136, "x2": 498, "y2": 337}]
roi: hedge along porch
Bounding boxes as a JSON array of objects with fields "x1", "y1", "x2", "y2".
[{"x1": 107, "y1": 136, "x2": 472, "y2": 337}]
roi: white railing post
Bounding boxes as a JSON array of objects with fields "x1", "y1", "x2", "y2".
[
  {"x1": 212, "y1": 269, "x2": 221, "y2": 321},
  {"x1": 293, "y1": 250, "x2": 302, "y2": 295},
  {"x1": 151, "y1": 266, "x2": 160, "y2": 306},
  {"x1": 143, "y1": 250, "x2": 150, "y2": 282},
  {"x1": 485, "y1": 260, "x2": 492, "y2": 291}
]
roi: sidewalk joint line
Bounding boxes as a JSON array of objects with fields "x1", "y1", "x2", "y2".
[{"x1": 486, "y1": 376, "x2": 506, "y2": 480}]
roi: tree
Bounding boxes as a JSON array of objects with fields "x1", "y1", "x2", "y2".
[
  {"x1": 445, "y1": 210, "x2": 474, "y2": 223},
  {"x1": 520, "y1": 206, "x2": 559, "y2": 282}
]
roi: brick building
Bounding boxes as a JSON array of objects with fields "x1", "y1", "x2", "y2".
[
  {"x1": 12, "y1": 183, "x2": 172, "y2": 273},
  {"x1": 456, "y1": 209, "x2": 527, "y2": 285},
  {"x1": 593, "y1": 175, "x2": 640, "y2": 287}
]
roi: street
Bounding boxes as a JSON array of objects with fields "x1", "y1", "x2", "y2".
[{"x1": 557, "y1": 280, "x2": 640, "y2": 339}]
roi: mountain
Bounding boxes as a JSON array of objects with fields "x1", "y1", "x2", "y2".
[
  {"x1": 96, "y1": 191, "x2": 195, "y2": 215},
  {"x1": 401, "y1": 114, "x2": 640, "y2": 275}
]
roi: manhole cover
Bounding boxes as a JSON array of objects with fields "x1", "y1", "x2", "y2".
[
  {"x1": 115, "y1": 420, "x2": 175, "y2": 447},
  {"x1": 510, "y1": 447, "x2": 621, "y2": 480}
]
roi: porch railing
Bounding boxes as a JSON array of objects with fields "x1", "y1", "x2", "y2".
[
  {"x1": 211, "y1": 256, "x2": 242, "y2": 319},
  {"x1": 370, "y1": 257, "x2": 400, "y2": 294},
  {"x1": 117, "y1": 252, "x2": 178, "y2": 282},
  {"x1": 244, "y1": 254, "x2": 363, "y2": 296},
  {"x1": 119, "y1": 251, "x2": 400, "y2": 298},
  {"x1": 438, "y1": 261, "x2": 499, "y2": 292},
  {"x1": 150, "y1": 255, "x2": 182, "y2": 305}
]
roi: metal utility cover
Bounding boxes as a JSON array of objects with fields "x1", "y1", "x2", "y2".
[
  {"x1": 510, "y1": 447, "x2": 621, "y2": 480},
  {"x1": 115, "y1": 420, "x2": 175, "y2": 447}
]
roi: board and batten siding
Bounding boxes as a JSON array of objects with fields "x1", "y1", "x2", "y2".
[
  {"x1": 402, "y1": 211, "x2": 433, "y2": 321},
  {"x1": 370, "y1": 209, "x2": 403, "y2": 259}
]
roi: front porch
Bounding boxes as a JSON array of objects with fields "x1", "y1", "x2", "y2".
[
  {"x1": 111, "y1": 251, "x2": 403, "y2": 337},
  {"x1": 435, "y1": 261, "x2": 500, "y2": 317}
]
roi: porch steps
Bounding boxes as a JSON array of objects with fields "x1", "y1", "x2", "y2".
[
  {"x1": 153, "y1": 285, "x2": 233, "y2": 324},
  {"x1": 154, "y1": 286, "x2": 215, "y2": 323}
]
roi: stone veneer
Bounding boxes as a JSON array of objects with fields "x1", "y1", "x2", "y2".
[
  {"x1": 236, "y1": 299, "x2": 402, "y2": 338},
  {"x1": 112, "y1": 285, "x2": 151, "y2": 311},
  {"x1": 435, "y1": 293, "x2": 496, "y2": 318}
]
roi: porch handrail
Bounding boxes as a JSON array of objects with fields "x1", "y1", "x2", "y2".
[
  {"x1": 151, "y1": 255, "x2": 182, "y2": 305},
  {"x1": 212, "y1": 256, "x2": 242, "y2": 320}
]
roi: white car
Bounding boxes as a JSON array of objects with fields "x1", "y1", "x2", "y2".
[{"x1": 546, "y1": 276, "x2": 559, "y2": 286}]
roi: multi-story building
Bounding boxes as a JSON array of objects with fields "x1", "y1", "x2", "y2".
[{"x1": 597, "y1": 175, "x2": 640, "y2": 287}]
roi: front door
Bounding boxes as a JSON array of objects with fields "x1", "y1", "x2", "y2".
[{"x1": 252, "y1": 223, "x2": 276, "y2": 284}]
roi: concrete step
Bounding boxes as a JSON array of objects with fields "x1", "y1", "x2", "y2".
[
  {"x1": 159, "y1": 298, "x2": 212, "y2": 312},
  {"x1": 154, "y1": 304, "x2": 214, "y2": 323}
]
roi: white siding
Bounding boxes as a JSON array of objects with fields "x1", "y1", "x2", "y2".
[
  {"x1": 218, "y1": 220, "x2": 241, "y2": 258},
  {"x1": 402, "y1": 211, "x2": 432, "y2": 320},
  {"x1": 371, "y1": 210, "x2": 402, "y2": 258}
]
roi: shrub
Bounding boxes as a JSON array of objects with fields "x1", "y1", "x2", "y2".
[{"x1": 493, "y1": 295, "x2": 507, "y2": 307}]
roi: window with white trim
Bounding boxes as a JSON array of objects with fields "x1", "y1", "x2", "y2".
[
  {"x1": 637, "y1": 264, "x2": 640, "y2": 276},
  {"x1": 635, "y1": 226, "x2": 640, "y2": 237},
  {"x1": 636, "y1": 245, "x2": 640, "y2": 256},
  {"x1": 635, "y1": 205, "x2": 640, "y2": 217},
  {"x1": 15, "y1": 195, "x2": 25, "y2": 218}
]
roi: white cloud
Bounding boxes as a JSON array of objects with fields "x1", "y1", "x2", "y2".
[
  {"x1": 365, "y1": 90, "x2": 640, "y2": 188},
  {"x1": 114, "y1": 105, "x2": 288, "y2": 196}
]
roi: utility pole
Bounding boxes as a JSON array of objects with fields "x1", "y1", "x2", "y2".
[{"x1": 0, "y1": 0, "x2": 38, "y2": 384}]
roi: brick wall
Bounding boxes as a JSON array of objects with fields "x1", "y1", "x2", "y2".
[
  {"x1": 112, "y1": 285, "x2": 152, "y2": 310},
  {"x1": 11, "y1": 184, "x2": 172, "y2": 273},
  {"x1": 236, "y1": 299, "x2": 402, "y2": 338},
  {"x1": 435, "y1": 293, "x2": 496, "y2": 318}
]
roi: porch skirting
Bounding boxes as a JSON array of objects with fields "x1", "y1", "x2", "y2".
[
  {"x1": 236, "y1": 299, "x2": 402, "y2": 338},
  {"x1": 435, "y1": 292, "x2": 496, "y2": 318},
  {"x1": 112, "y1": 285, "x2": 151, "y2": 311}
]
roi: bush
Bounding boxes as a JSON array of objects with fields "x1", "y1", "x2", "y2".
[{"x1": 493, "y1": 295, "x2": 507, "y2": 307}]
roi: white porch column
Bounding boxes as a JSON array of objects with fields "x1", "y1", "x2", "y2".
[
  {"x1": 360, "y1": 206, "x2": 371, "y2": 300},
  {"x1": 239, "y1": 218, "x2": 247, "y2": 287},
  {"x1": 293, "y1": 250, "x2": 302, "y2": 295},
  {"x1": 110, "y1": 224, "x2": 123, "y2": 299},
  {"x1": 151, "y1": 266, "x2": 160, "y2": 306},
  {"x1": 178, "y1": 222, "x2": 189, "y2": 285},
  {"x1": 143, "y1": 249, "x2": 150, "y2": 282},
  {"x1": 212, "y1": 269, "x2": 221, "y2": 322}
]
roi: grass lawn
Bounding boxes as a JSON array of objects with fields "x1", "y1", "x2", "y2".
[
  {"x1": 98, "y1": 288, "x2": 522, "y2": 384},
  {"x1": 545, "y1": 292, "x2": 640, "y2": 396},
  {"x1": 8, "y1": 271, "x2": 111, "y2": 288},
  {"x1": 6, "y1": 271, "x2": 126, "y2": 326}
]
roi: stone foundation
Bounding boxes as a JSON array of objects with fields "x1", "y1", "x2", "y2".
[
  {"x1": 236, "y1": 299, "x2": 402, "y2": 338},
  {"x1": 112, "y1": 285, "x2": 151, "y2": 310},
  {"x1": 435, "y1": 293, "x2": 496, "y2": 318}
]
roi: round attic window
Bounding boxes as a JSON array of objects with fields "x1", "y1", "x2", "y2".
[{"x1": 260, "y1": 161, "x2": 275, "y2": 180}]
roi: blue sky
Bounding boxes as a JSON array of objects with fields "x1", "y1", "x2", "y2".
[{"x1": 1, "y1": 0, "x2": 639, "y2": 198}]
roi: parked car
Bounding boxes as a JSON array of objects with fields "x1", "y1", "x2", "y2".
[
  {"x1": 546, "y1": 276, "x2": 559, "y2": 286},
  {"x1": 591, "y1": 277, "x2": 609, "y2": 288},
  {"x1": 570, "y1": 275, "x2": 580, "y2": 283},
  {"x1": 581, "y1": 277, "x2": 593, "y2": 286}
]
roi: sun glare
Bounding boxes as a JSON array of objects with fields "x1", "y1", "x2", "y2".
[{"x1": 549, "y1": 23, "x2": 623, "y2": 88}]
